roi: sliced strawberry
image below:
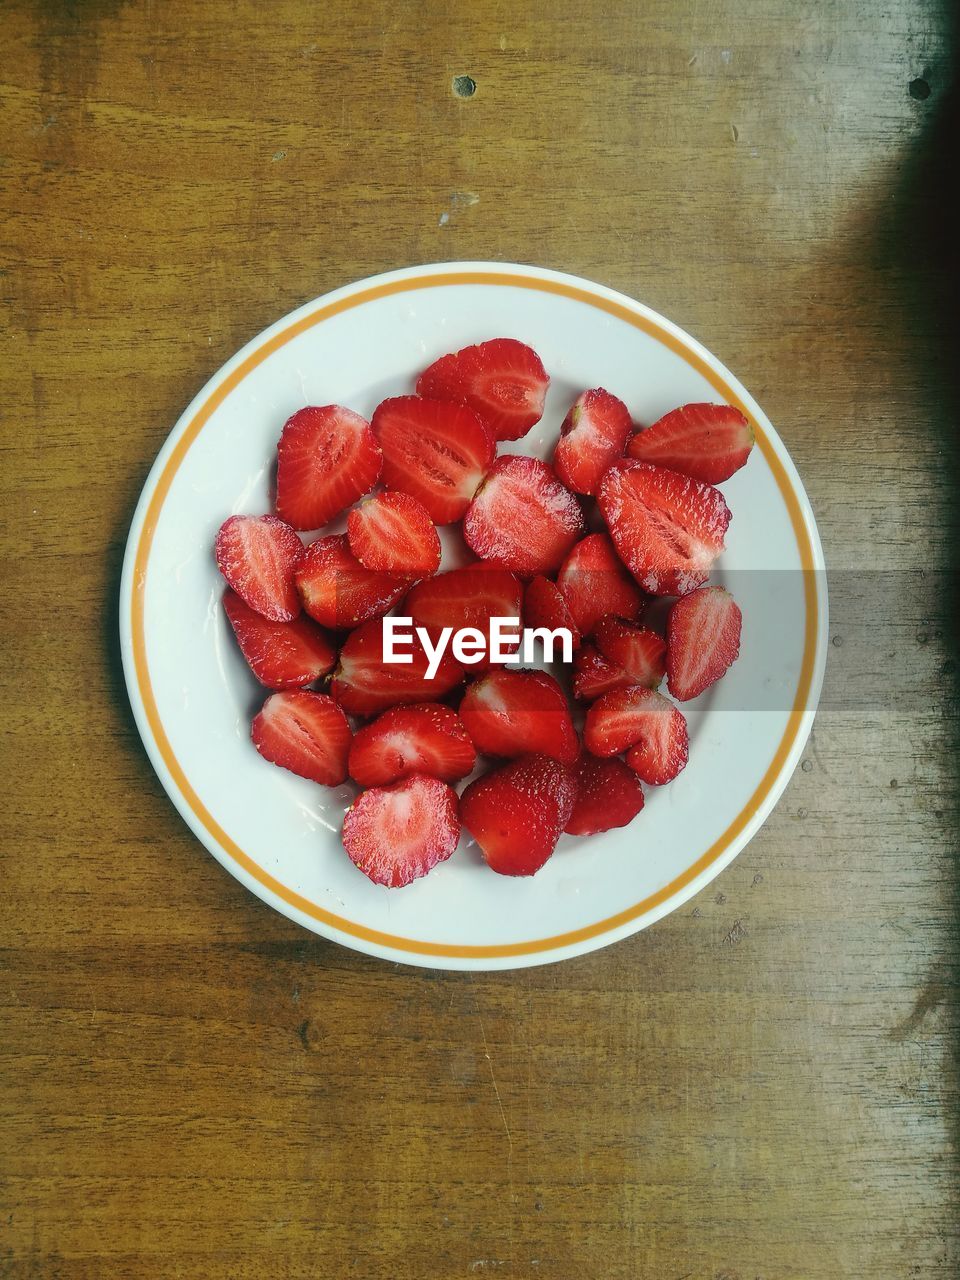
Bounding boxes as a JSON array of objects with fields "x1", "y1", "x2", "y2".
[
  {"x1": 571, "y1": 644, "x2": 634, "y2": 702},
  {"x1": 564, "y1": 754, "x2": 645, "y2": 836},
  {"x1": 553, "y1": 388, "x2": 632, "y2": 496},
  {"x1": 348, "y1": 703, "x2": 477, "y2": 787},
  {"x1": 276, "y1": 405, "x2": 382, "y2": 530},
  {"x1": 251, "y1": 691, "x2": 351, "y2": 785},
  {"x1": 371, "y1": 396, "x2": 494, "y2": 524},
  {"x1": 342, "y1": 774, "x2": 460, "y2": 888},
  {"x1": 404, "y1": 564, "x2": 523, "y2": 668},
  {"x1": 330, "y1": 617, "x2": 463, "y2": 717},
  {"x1": 294, "y1": 535, "x2": 408, "y2": 630},
  {"x1": 627, "y1": 403, "x2": 754, "y2": 484},
  {"x1": 460, "y1": 754, "x2": 576, "y2": 876},
  {"x1": 594, "y1": 616, "x2": 666, "y2": 689},
  {"x1": 416, "y1": 338, "x2": 549, "y2": 442},
  {"x1": 598, "y1": 460, "x2": 731, "y2": 596},
  {"x1": 666, "y1": 586, "x2": 742, "y2": 701},
  {"x1": 523, "y1": 576, "x2": 581, "y2": 651},
  {"x1": 347, "y1": 490, "x2": 441, "y2": 576},
  {"x1": 556, "y1": 533, "x2": 645, "y2": 636},
  {"x1": 459, "y1": 668, "x2": 579, "y2": 764},
  {"x1": 464, "y1": 456, "x2": 584, "y2": 577},
  {"x1": 223, "y1": 590, "x2": 336, "y2": 689},
  {"x1": 584, "y1": 686, "x2": 688, "y2": 785},
  {"x1": 215, "y1": 514, "x2": 303, "y2": 621}
]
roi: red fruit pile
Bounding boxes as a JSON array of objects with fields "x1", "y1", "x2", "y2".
[{"x1": 215, "y1": 338, "x2": 750, "y2": 887}]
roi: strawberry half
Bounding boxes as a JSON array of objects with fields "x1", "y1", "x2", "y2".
[
  {"x1": 276, "y1": 405, "x2": 382, "y2": 530},
  {"x1": 460, "y1": 754, "x2": 576, "y2": 877},
  {"x1": 371, "y1": 396, "x2": 494, "y2": 524},
  {"x1": 215, "y1": 514, "x2": 303, "y2": 621},
  {"x1": 405, "y1": 564, "x2": 523, "y2": 668},
  {"x1": 342, "y1": 774, "x2": 461, "y2": 888},
  {"x1": 572, "y1": 644, "x2": 634, "y2": 702},
  {"x1": 556, "y1": 532, "x2": 645, "y2": 636},
  {"x1": 416, "y1": 337, "x2": 549, "y2": 442},
  {"x1": 459, "y1": 668, "x2": 579, "y2": 764},
  {"x1": 523, "y1": 576, "x2": 581, "y2": 651},
  {"x1": 627, "y1": 403, "x2": 754, "y2": 484},
  {"x1": 348, "y1": 703, "x2": 477, "y2": 787},
  {"x1": 584, "y1": 686, "x2": 688, "y2": 785},
  {"x1": 594, "y1": 616, "x2": 666, "y2": 689},
  {"x1": 666, "y1": 586, "x2": 742, "y2": 701},
  {"x1": 330, "y1": 617, "x2": 463, "y2": 718},
  {"x1": 223, "y1": 589, "x2": 336, "y2": 689},
  {"x1": 553, "y1": 388, "x2": 632, "y2": 496},
  {"x1": 347, "y1": 490, "x2": 441, "y2": 576},
  {"x1": 564, "y1": 754, "x2": 645, "y2": 836},
  {"x1": 598, "y1": 460, "x2": 731, "y2": 596},
  {"x1": 464, "y1": 456, "x2": 585, "y2": 577},
  {"x1": 251, "y1": 690, "x2": 351, "y2": 785},
  {"x1": 295, "y1": 534, "x2": 408, "y2": 631}
]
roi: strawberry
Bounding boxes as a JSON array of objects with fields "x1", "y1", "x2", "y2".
[
  {"x1": 330, "y1": 617, "x2": 463, "y2": 717},
  {"x1": 666, "y1": 586, "x2": 742, "y2": 701},
  {"x1": 294, "y1": 535, "x2": 408, "y2": 631},
  {"x1": 347, "y1": 490, "x2": 441, "y2": 576},
  {"x1": 594, "y1": 616, "x2": 666, "y2": 689},
  {"x1": 564, "y1": 754, "x2": 645, "y2": 836},
  {"x1": 371, "y1": 396, "x2": 494, "y2": 524},
  {"x1": 215, "y1": 514, "x2": 303, "y2": 621},
  {"x1": 459, "y1": 668, "x2": 579, "y2": 764},
  {"x1": 416, "y1": 337, "x2": 549, "y2": 442},
  {"x1": 223, "y1": 589, "x2": 336, "y2": 689},
  {"x1": 464, "y1": 456, "x2": 585, "y2": 577},
  {"x1": 348, "y1": 703, "x2": 477, "y2": 787},
  {"x1": 627, "y1": 403, "x2": 754, "y2": 484},
  {"x1": 556, "y1": 533, "x2": 645, "y2": 636},
  {"x1": 598, "y1": 460, "x2": 731, "y2": 596},
  {"x1": 342, "y1": 774, "x2": 460, "y2": 888},
  {"x1": 460, "y1": 754, "x2": 576, "y2": 876},
  {"x1": 523, "y1": 576, "x2": 581, "y2": 651},
  {"x1": 553, "y1": 388, "x2": 632, "y2": 496},
  {"x1": 571, "y1": 644, "x2": 634, "y2": 702},
  {"x1": 251, "y1": 690, "x2": 351, "y2": 785},
  {"x1": 404, "y1": 564, "x2": 523, "y2": 668},
  {"x1": 276, "y1": 405, "x2": 382, "y2": 530},
  {"x1": 584, "y1": 686, "x2": 688, "y2": 785}
]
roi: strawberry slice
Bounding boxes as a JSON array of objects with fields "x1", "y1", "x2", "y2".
[
  {"x1": 666, "y1": 586, "x2": 742, "y2": 701},
  {"x1": 347, "y1": 490, "x2": 441, "y2": 576},
  {"x1": 276, "y1": 405, "x2": 382, "y2": 530},
  {"x1": 464, "y1": 456, "x2": 585, "y2": 577},
  {"x1": 416, "y1": 338, "x2": 549, "y2": 442},
  {"x1": 572, "y1": 644, "x2": 634, "y2": 702},
  {"x1": 459, "y1": 668, "x2": 579, "y2": 764},
  {"x1": 523, "y1": 576, "x2": 582, "y2": 651},
  {"x1": 627, "y1": 403, "x2": 754, "y2": 484},
  {"x1": 460, "y1": 754, "x2": 576, "y2": 876},
  {"x1": 251, "y1": 690, "x2": 351, "y2": 785},
  {"x1": 215, "y1": 514, "x2": 303, "y2": 621},
  {"x1": 342, "y1": 774, "x2": 461, "y2": 888},
  {"x1": 405, "y1": 564, "x2": 523, "y2": 668},
  {"x1": 348, "y1": 703, "x2": 477, "y2": 787},
  {"x1": 564, "y1": 754, "x2": 645, "y2": 836},
  {"x1": 294, "y1": 535, "x2": 408, "y2": 631},
  {"x1": 371, "y1": 396, "x2": 494, "y2": 524},
  {"x1": 553, "y1": 388, "x2": 633, "y2": 496},
  {"x1": 584, "y1": 686, "x2": 688, "y2": 785},
  {"x1": 330, "y1": 617, "x2": 463, "y2": 717},
  {"x1": 598, "y1": 460, "x2": 731, "y2": 596},
  {"x1": 556, "y1": 533, "x2": 645, "y2": 636},
  {"x1": 594, "y1": 616, "x2": 666, "y2": 689},
  {"x1": 223, "y1": 590, "x2": 336, "y2": 689}
]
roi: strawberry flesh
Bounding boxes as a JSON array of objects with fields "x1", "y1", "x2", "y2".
[
  {"x1": 348, "y1": 702, "x2": 477, "y2": 787},
  {"x1": 223, "y1": 589, "x2": 336, "y2": 688},
  {"x1": 251, "y1": 690, "x2": 352, "y2": 785},
  {"x1": 417, "y1": 337, "x2": 549, "y2": 442},
  {"x1": 405, "y1": 564, "x2": 523, "y2": 668},
  {"x1": 584, "y1": 686, "x2": 689, "y2": 785},
  {"x1": 460, "y1": 754, "x2": 576, "y2": 876},
  {"x1": 565, "y1": 754, "x2": 645, "y2": 836},
  {"x1": 524, "y1": 576, "x2": 581, "y2": 651},
  {"x1": 459, "y1": 668, "x2": 579, "y2": 764},
  {"x1": 347, "y1": 490, "x2": 441, "y2": 576},
  {"x1": 342, "y1": 774, "x2": 461, "y2": 888},
  {"x1": 331, "y1": 617, "x2": 463, "y2": 717},
  {"x1": 553, "y1": 388, "x2": 633, "y2": 496},
  {"x1": 666, "y1": 586, "x2": 742, "y2": 701},
  {"x1": 215, "y1": 514, "x2": 303, "y2": 621},
  {"x1": 464, "y1": 455, "x2": 585, "y2": 576},
  {"x1": 627, "y1": 403, "x2": 754, "y2": 484},
  {"x1": 557, "y1": 532, "x2": 645, "y2": 636},
  {"x1": 295, "y1": 534, "x2": 408, "y2": 630},
  {"x1": 572, "y1": 643, "x2": 635, "y2": 702},
  {"x1": 594, "y1": 616, "x2": 666, "y2": 689},
  {"x1": 276, "y1": 405, "x2": 382, "y2": 530}
]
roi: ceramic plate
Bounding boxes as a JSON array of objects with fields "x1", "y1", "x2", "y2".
[{"x1": 120, "y1": 262, "x2": 827, "y2": 970}]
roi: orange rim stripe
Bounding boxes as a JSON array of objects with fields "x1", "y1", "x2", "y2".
[{"x1": 131, "y1": 271, "x2": 820, "y2": 959}]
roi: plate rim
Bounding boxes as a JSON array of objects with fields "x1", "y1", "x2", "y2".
[{"x1": 119, "y1": 261, "x2": 828, "y2": 970}]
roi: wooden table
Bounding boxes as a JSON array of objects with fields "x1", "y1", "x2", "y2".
[{"x1": 2, "y1": 2, "x2": 957, "y2": 1276}]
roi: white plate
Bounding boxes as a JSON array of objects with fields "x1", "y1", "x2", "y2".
[{"x1": 120, "y1": 263, "x2": 827, "y2": 970}]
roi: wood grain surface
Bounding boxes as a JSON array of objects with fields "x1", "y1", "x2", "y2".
[{"x1": 1, "y1": 1, "x2": 958, "y2": 1276}]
